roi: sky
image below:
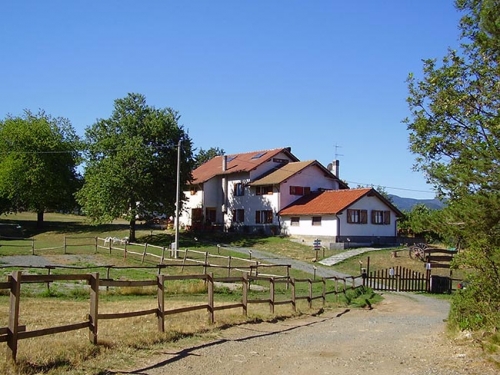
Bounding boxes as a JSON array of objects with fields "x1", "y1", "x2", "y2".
[{"x1": 0, "y1": 1, "x2": 463, "y2": 200}]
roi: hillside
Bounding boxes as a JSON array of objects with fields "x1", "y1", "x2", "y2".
[{"x1": 388, "y1": 194, "x2": 445, "y2": 211}]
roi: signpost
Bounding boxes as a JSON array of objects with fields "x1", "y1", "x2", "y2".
[{"x1": 313, "y1": 239, "x2": 321, "y2": 261}]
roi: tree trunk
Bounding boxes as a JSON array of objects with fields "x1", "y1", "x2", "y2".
[
  {"x1": 129, "y1": 219, "x2": 136, "y2": 243},
  {"x1": 36, "y1": 211, "x2": 44, "y2": 228}
]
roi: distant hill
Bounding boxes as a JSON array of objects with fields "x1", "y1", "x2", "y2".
[{"x1": 388, "y1": 194, "x2": 445, "y2": 212}]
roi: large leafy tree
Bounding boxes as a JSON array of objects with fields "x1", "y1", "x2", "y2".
[
  {"x1": 405, "y1": 0, "x2": 500, "y2": 330},
  {"x1": 77, "y1": 93, "x2": 194, "y2": 242},
  {"x1": 0, "y1": 110, "x2": 82, "y2": 227}
]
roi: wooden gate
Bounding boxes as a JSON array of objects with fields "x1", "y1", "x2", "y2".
[{"x1": 365, "y1": 266, "x2": 430, "y2": 292}]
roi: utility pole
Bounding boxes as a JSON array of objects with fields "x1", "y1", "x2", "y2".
[{"x1": 174, "y1": 139, "x2": 181, "y2": 258}]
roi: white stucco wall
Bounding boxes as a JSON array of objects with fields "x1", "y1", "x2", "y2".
[
  {"x1": 337, "y1": 195, "x2": 398, "y2": 237},
  {"x1": 280, "y1": 165, "x2": 339, "y2": 210},
  {"x1": 281, "y1": 215, "x2": 338, "y2": 237}
]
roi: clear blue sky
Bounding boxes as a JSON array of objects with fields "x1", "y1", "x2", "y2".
[{"x1": 0, "y1": 1, "x2": 462, "y2": 200}]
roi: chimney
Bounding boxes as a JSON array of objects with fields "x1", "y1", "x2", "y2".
[
  {"x1": 329, "y1": 160, "x2": 339, "y2": 178},
  {"x1": 222, "y1": 155, "x2": 227, "y2": 172}
]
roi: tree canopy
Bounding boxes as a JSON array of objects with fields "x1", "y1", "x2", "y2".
[
  {"x1": 194, "y1": 147, "x2": 225, "y2": 169},
  {"x1": 76, "y1": 93, "x2": 195, "y2": 241},
  {"x1": 0, "y1": 110, "x2": 81, "y2": 227},
  {"x1": 405, "y1": 0, "x2": 500, "y2": 330}
]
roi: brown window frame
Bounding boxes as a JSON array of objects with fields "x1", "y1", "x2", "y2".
[
  {"x1": 255, "y1": 210, "x2": 273, "y2": 224},
  {"x1": 312, "y1": 216, "x2": 322, "y2": 226},
  {"x1": 347, "y1": 209, "x2": 367, "y2": 224},
  {"x1": 232, "y1": 208, "x2": 245, "y2": 223},
  {"x1": 234, "y1": 183, "x2": 244, "y2": 197},
  {"x1": 291, "y1": 217, "x2": 300, "y2": 226},
  {"x1": 371, "y1": 210, "x2": 391, "y2": 225}
]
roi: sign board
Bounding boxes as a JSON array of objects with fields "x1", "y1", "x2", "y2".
[{"x1": 313, "y1": 239, "x2": 321, "y2": 250}]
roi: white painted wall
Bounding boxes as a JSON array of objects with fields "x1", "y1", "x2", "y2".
[
  {"x1": 281, "y1": 215, "x2": 338, "y2": 237},
  {"x1": 280, "y1": 165, "x2": 339, "y2": 210},
  {"x1": 337, "y1": 195, "x2": 398, "y2": 237}
]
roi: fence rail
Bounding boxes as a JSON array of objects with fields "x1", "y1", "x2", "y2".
[{"x1": 0, "y1": 270, "x2": 363, "y2": 362}]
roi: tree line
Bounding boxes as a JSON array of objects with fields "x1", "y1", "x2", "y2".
[{"x1": 0, "y1": 93, "x2": 224, "y2": 241}]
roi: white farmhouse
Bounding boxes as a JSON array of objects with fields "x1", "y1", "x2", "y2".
[{"x1": 179, "y1": 147, "x2": 402, "y2": 248}]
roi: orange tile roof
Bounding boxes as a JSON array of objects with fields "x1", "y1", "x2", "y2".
[
  {"x1": 191, "y1": 147, "x2": 299, "y2": 184},
  {"x1": 279, "y1": 188, "x2": 374, "y2": 215}
]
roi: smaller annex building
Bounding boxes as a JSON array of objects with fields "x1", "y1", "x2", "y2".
[{"x1": 279, "y1": 188, "x2": 403, "y2": 248}]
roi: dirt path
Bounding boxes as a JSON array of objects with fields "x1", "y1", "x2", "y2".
[{"x1": 123, "y1": 293, "x2": 497, "y2": 375}]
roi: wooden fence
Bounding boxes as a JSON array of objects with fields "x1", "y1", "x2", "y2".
[
  {"x1": 0, "y1": 236, "x2": 291, "y2": 281},
  {"x1": 0, "y1": 270, "x2": 363, "y2": 362},
  {"x1": 365, "y1": 266, "x2": 430, "y2": 292}
]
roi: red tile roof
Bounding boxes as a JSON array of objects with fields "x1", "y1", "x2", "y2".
[
  {"x1": 279, "y1": 188, "x2": 378, "y2": 215},
  {"x1": 191, "y1": 147, "x2": 299, "y2": 184}
]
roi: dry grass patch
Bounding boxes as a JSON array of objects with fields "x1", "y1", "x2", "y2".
[{"x1": 0, "y1": 292, "x2": 320, "y2": 375}]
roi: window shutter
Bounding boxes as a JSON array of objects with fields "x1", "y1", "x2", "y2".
[
  {"x1": 371, "y1": 210, "x2": 376, "y2": 224},
  {"x1": 347, "y1": 209, "x2": 353, "y2": 223},
  {"x1": 384, "y1": 211, "x2": 391, "y2": 224},
  {"x1": 304, "y1": 187, "x2": 311, "y2": 195},
  {"x1": 361, "y1": 210, "x2": 368, "y2": 224},
  {"x1": 255, "y1": 211, "x2": 260, "y2": 224}
]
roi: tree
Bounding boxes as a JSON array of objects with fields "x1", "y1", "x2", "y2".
[
  {"x1": 194, "y1": 147, "x2": 225, "y2": 168},
  {"x1": 404, "y1": 0, "x2": 500, "y2": 330},
  {"x1": 76, "y1": 93, "x2": 195, "y2": 242},
  {"x1": 0, "y1": 110, "x2": 81, "y2": 227}
]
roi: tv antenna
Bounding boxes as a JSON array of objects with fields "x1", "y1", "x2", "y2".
[{"x1": 334, "y1": 144, "x2": 343, "y2": 160}]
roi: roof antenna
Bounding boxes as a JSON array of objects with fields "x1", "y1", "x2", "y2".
[{"x1": 334, "y1": 144, "x2": 343, "y2": 160}]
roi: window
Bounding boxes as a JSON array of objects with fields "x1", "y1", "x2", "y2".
[
  {"x1": 372, "y1": 210, "x2": 391, "y2": 225},
  {"x1": 234, "y1": 183, "x2": 244, "y2": 196},
  {"x1": 191, "y1": 208, "x2": 203, "y2": 224},
  {"x1": 205, "y1": 208, "x2": 216, "y2": 224},
  {"x1": 347, "y1": 209, "x2": 367, "y2": 224},
  {"x1": 291, "y1": 217, "x2": 300, "y2": 226},
  {"x1": 312, "y1": 216, "x2": 322, "y2": 226},
  {"x1": 255, "y1": 210, "x2": 273, "y2": 224},
  {"x1": 290, "y1": 186, "x2": 311, "y2": 196},
  {"x1": 256, "y1": 185, "x2": 273, "y2": 195},
  {"x1": 232, "y1": 209, "x2": 245, "y2": 223},
  {"x1": 251, "y1": 152, "x2": 267, "y2": 159}
]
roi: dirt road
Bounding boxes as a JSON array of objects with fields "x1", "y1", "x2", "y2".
[{"x1": 124, "y1": 293, "x2": 497, "y2": 375}]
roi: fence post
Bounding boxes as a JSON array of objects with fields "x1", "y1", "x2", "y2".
[
  {"x1": 7, "y1": 270, "x2": 22, "y2": 363},
  {"x1": 322, "y1": 278, "x2": 326, "y2": 306},
  {"x1": 108, "y1": 239, "x2": 112, "y2": 254},
  {"x1": 142, "y1": 244, "x2": 148, "y2": 264},
  {"x1": 227, "y1": 256, "x2": 232, "y2": 278},
  {"x1": 157, "y1": 274, "x2": 165, "y2": 332},
  {"x1": 207, "y1": 273, "x2": 214, "y2": 324},
  {"x1": 335, "y1": 277, "x2": 339, "y2": 303},
  {"x1": 286, "y1": 266, "x2": 290, "y2": 290},
  {"x1": 161, "y1": 246, "x2": 166, "y2": 263},
  {"x1": 291, "y1": 278, "x2": 296, "y2": 312},
  {"x1": 242, "y1": 273, "x2": 248, "y2": 316},
  {"x1": 181, "y1": 249, "x2": 188, "y2": 272},
  {"x1": 94, "y1": 237, "x2": 98, "y2": 254},
  {"x1": 31, "y1": 239, "x2": 35, "y2": 255},
  {"x1": 89, "y1": 272, "x2": 99, "y2": 345},
  {"x1": 308, "y1": 279, "x2": 313, "y2": 309},
  {"x1": 64, "y1": 236, "x2": 67, "y2": 254},
  {"x1": 269, "y1": 278, "x2": 275, "y2": 314},
  {"x1": 203, "y1": 252, "x2": 209, "y2": 274}
]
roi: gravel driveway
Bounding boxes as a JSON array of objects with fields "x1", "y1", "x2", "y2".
[{"x1": 125, "y1": 293, "x2": 497, "y2": 375}]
